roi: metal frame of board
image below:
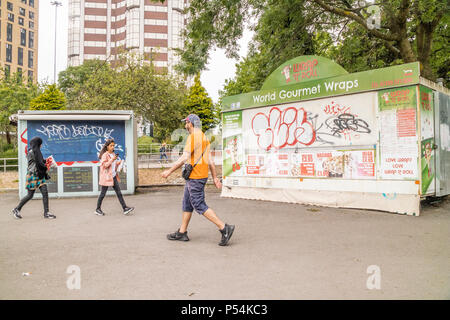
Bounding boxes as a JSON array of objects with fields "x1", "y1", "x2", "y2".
[{"x1": 17, "y1": 110, "x2": 138, "y2": 199}]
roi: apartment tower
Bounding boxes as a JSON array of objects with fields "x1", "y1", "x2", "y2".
[
  {"x1": 0, "y1": 0, "x2": 38, "y2": 81},
  {"x1": 68, "y1": 0, "x2": 187, "y2": 73}
]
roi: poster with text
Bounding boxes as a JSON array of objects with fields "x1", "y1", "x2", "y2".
[
  {"x1": 343, "y1": 150, "x2": 376, "y2": 179},
  {"x1": 223, "y1": 134, "x2": 244, "y2": 177},
  {"x1": 379, "y1": 86, "x2": 419, "y2": 180},
  {"x1": 419, "y1": 86, "x2": 435, "y2": 194}
]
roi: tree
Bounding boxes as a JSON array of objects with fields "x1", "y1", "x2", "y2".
[
  {"x1": 0, "y1": 69, "x2": 39, "y2": 144},
  {"x1": 220, "y1": 0, "x2": 316, "y2": 97},
  {"x1": 29, "y1": 84, "x2": 66, "y2": 110},
  {"x1": 179, "y1": 0, "x2": 448, "y2": 92},
  {"x1": 59, "y1": 53, "x2": 189, "y2": 142},
  {"x1": 184, "y1": 74, "x2": 218, "y2": 132},
  {"x1": 309, "y1": 0, "x2": 447, "y2": 80},
  {"x1": 58, "y1": 59, "x2": 109, "y2": 108}
]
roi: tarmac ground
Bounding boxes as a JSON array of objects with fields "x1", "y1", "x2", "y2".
[{"x1": 0, "y1": 187, "x2": 449, "y2": 299}]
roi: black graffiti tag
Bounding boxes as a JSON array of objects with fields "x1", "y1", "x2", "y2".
[{"x1": 325, "y1": 113, "x2": 371, "y2": 137}]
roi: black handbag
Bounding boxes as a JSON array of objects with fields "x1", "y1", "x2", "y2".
[{"x1": 182, "y1": 148, "x2": 206, "y2": 180}]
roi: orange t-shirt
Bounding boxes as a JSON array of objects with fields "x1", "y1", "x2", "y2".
[{"x1": 184, "y1": 129, "x2": 210, "y2": 179}]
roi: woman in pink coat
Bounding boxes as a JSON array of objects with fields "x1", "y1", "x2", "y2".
[{"x1": 95, "y1": 139, "x2": 134, "y2": 216}]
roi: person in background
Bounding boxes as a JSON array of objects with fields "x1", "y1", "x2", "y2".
[
  {"x1": 162, "y1": 114, "x2": 235, "y2": 246},
  {"x1": 11, "y1": 137, "x2": 56, "y2": 219},
  {"x1": 95, "y1": 139, "x2": 134, "y2": 216},
  {"x1": 159, "y1": 143, "x2": 168, "y2": 163}
]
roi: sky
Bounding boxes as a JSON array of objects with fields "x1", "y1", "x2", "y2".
[{"x1": 38, "y1": 1, "x2": 253, "y2": 103}]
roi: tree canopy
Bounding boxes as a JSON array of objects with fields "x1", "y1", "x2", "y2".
[
  {"x1": 29, "y1": 84, "x2": 66, "y2": 110},
  {"x1": 58, "y1": 54, "x2": 189, "y2": 141},
  {"x1": 0, "y1": 70, "x2": 39, "y2": 144},
  {"x1": 177, "y1": 0, "x2": 449, "y2": 97},
  {"x1": 184, "y1": 74, "x2": 219, "y2": 132}
]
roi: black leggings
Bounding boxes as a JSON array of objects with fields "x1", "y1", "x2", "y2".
[
  {"x1": 16, "y1": 184, "x2": 49, "y2": 213},
  {"x1": 96, "y1": 176, "x2": 126, "y2": 210}
]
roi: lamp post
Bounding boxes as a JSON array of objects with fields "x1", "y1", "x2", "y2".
[{"x1": 51, "y1": 1, "x2": 62, "y2": 83}]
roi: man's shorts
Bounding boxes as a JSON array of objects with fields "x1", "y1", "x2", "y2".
[{"x1": 182, "y1": 178, "x2": 209, "y2": 214}]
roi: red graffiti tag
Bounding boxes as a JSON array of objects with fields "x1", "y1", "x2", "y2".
[
  {"x1": 252, "y1": 107, "x2": 316, "y2": 151},
  {"x1": 20, "y1": 128, "x2": 28, "y2": 155}
]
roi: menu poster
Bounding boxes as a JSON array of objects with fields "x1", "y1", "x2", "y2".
[
  {"x1": 291, "y1": 153, "x2": 315, "y2": 177},
  {"x1": 223, "y1": 134, "x2": 244, "y2": 177},
  {"x1": 315, "y1": 151, "x2": 345, "y2": 178},
  {"x1": 46, "y1": 166, "x2": 58, "y2": 193},
  {"x1": 344, "y1": 150, "x2": 376, "y2": 179},
  {"x1": 63, "y1": 167, "x2": 93, "y2": 192},
  {"x1": 246, "y1": 154, "x2": 264, "y2": 175},
  {"x1": 378, "y1": 86, "x2": 419, "y2": 180},
  {"x1": 276, "y1": 153, "x2": 290, "y2": 176}
]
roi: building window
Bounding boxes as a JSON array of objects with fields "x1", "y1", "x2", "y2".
[
  {"x1": 29, "y1": 31, "x2": 34, "y2": 48},
  {"x1": 8, "y1": 13, "x2": 14, "y2": 22},
  {"x1": 29, "y1": 21, "x2": 34, "y2": 29},
  {"x1": 28, "y1": 70, "x2": 33, "y2": 81},
  {"x1": 21, "y1": 0, "x2": 27, "y2": 4},
  {"x1": 29, "y1": 11, "x2": 34, "y2": 20},
  {"x1": 7, "y1": 23, "x2": 13, "y2": 42},
  {"x1": 7, "y1": 2, "x2": 13, "y2": 11},
  {"x1": 6, "y1": 44, "x2": 12, "y2": 63},
  {"x1": 28, "y1": 50, "x2": 33, "y2": 68},
  {"x1": 17, "y1": 67, "x2": 22, "y2": 77},
  {"x1": 29, "y1": 0, "x2": 34, "y2": 7},
  {"x1": 21, "y1": 29, "x2": 26, "y2": 46},
  {"x1": 19, "y1": 17, "x2": 24, "y2": 26},
  {"x1": 19, "y1": 7, "x2": 26, "y2": 16},
  {"x1": 18, "y1": 47, "x2": 23, "y2": 66},
  {"x1": 4, "y1": 65, "x2": 11, "y2": 77}
]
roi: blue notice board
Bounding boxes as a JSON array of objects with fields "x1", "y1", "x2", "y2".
[{"x1": 27, "y1": 120, "x2": 126, "y2": 162}]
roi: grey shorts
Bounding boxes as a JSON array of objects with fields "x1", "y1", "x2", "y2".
[{"x1": 182, "y1": 178, "x2": 209, "y2": 214}]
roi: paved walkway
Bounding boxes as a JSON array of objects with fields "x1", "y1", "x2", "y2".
[{"x1": 0, "y1": 188, "x2": 449, "y2": 299}]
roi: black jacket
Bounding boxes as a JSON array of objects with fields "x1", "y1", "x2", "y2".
[{"x1": 27, "y1": 149, "x2": 48, "y2": 179}]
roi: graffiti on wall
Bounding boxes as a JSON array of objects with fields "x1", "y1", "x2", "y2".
[{"x1": 250, "y1": 102, "x2": 373, "y2": 150}]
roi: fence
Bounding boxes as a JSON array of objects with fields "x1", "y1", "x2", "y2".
[
  {"x1": 137, "y1": 150, "x2": 222, "y2": 168},
  {"x1": 137, "y1": 143, "x2": 175, "y2": 154},
  {"x1": 0, "y1": 158, "x2": 18, "y2": 172}
]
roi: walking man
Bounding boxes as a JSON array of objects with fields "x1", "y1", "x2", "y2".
[{"x1": 161, "y1": 114, "x2": 235, "y2": 246}]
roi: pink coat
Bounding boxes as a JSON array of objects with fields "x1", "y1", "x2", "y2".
[{"x1": 99, "y1": 152, "x2": 121, "y2": 186}]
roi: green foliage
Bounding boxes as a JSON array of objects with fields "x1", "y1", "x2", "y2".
[
  {"x1": 29, "y1": 84, "x2": 66, "y2": 110},
  {"x1": 137, "y1": 135, "x2": 154, "y2": 145},
  {"x1": 184, "y1": 74, "x2": 218, "y2": 132},
  {"x1": 181, "y1": 0, "x2": 448, "y2": 96},
  {"x1": 220, "y1": 0, "x2": 315, "y2": 97},
  {"x1": 58, "y1": 59, "x2": 109, "y2": 108},
  {"x1": 0, "y1": 69, "x2": 39, "y2": 143},
  {"x1": 58, "y1": 53, "x2": 188, "y2": 142}
]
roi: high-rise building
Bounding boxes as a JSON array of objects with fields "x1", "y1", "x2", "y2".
[
  {"x1": 68, "y1": 0, "x2": 188, "y2": 73},
  {"x1": 0, "y1": 0, "x2": 38, "y2": 82}
]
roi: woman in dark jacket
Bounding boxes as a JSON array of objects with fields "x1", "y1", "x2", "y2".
[{"x1": 11, "y1": 137, "x2": 56, "y2": 219}]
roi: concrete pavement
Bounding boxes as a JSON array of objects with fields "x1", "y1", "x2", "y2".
[{"x1": 0, "y1": 187, "x2": 449, "y2": 299}]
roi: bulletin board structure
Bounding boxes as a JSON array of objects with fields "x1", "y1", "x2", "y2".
[
  {"x1": 17, "y1": 110, "x2": 138, "y2": 199},
  {"x1": 221, "y1": 56, "x2": 450, "y2": 216}
]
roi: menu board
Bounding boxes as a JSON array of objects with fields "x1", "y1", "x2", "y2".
[
  {"x1": 46, "y1": 167, "x2": 58, "y2": 193},
  {"x1": 63, "y1": 167, "x2": 93, "y2": 192}
]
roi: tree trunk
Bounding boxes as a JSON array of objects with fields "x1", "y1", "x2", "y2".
[{"x1": 5, "y1": 128, "x2": 11, "y2": 145}]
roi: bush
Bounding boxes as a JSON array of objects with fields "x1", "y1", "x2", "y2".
[
  {"x1": 137, "y1": 136, "x2": 154, "y2": 145},
  {"x1": 0, "y1": 148, "x2": 18, "y2": 171}
]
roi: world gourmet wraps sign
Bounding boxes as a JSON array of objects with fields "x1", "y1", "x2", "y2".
[{"x1": 222, "y1": 56, "x2": 420, "y2": 112}]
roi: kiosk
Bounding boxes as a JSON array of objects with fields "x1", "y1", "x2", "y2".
[
  {"x1": 17, "y1": 110, "x2": 138, "y2": 199},
  {"x1": 221, "y1": 56, "x2": 450, "y2": 215}
]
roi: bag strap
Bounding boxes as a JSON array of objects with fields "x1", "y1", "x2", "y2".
[{"x1": 192, "y1": 146, "x2": 207, "y2": 169}]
